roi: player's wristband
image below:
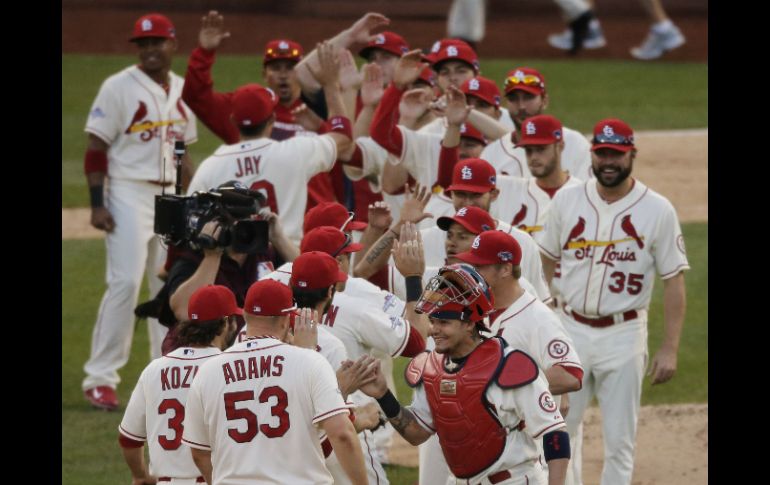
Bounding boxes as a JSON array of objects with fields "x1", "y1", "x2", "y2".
[
  {"x1": 84, "y1": 148, "x2": 108, "y2": 174},
  {"x1": 328, "y1": 116, "x2": 353, "y2": 138},
  {"x1": 376, "y1": 389, "x2": 402, "y2": 419},
  {"x1": 405, "y1": 275, "x2": 423, "y2": 302},
  {"x1": 89, "y1": 185, "x2": 104, "y2": 208}
]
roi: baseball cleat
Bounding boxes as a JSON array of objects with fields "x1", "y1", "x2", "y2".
[
  {"x1": 547, "y1": 19, "x2": 606, "y2": 51},
  {"x1": 84, "y1": 385, "x2": 119, "y2": 411},
  {"x1": 630, "y1": 25, "x2": 686, "y2": 60}
]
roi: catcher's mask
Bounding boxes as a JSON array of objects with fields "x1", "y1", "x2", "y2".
[{"x1": 415, "y1": 263, "x2": 494, "y2": 326}]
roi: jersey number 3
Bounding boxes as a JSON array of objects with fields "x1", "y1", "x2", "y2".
[
  {"x1": 158, "y1": 398, "x2": 185, "y2": 450},
  {"x1": 224, "y1": 386, "x2": 290, "y2": 442},
  {"x1": 250, "y1": 180, "x2": 279, "y2": 214}
]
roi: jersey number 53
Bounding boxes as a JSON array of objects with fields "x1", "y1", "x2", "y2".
[{"x1": 224, "y1": 386, "x2": 291, "y2": 442}]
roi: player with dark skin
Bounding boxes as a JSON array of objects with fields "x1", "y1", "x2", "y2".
[{"x1": 88, "y1": 35, "x2": 194, "y2": 232}]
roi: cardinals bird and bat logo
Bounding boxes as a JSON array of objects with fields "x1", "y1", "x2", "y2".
[{"x1": 563, "y1": 214, "x2": 646, "y2": 266}]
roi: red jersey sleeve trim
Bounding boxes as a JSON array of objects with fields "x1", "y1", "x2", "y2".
[{"x1": 313, "y1": 407, "x2": 351, "y2": 424}]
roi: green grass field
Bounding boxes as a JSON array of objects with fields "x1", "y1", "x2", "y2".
[
  {"x1": 62, "y1": 54, "x2": 708, "y2": 207},
  {"x1": 62, "y1": 53, "x2": 706, "y2": 484}
]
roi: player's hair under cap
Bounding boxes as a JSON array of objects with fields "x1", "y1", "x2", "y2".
[
  {"x1": 303, "y1": 202, "x2": 367, "y2": 234},
  {"x1": 244, "y1": 280, "x2": 297, "y2": 316},
  {"x1": 129, "y1": 13, "x2": 176, "y2": 42},
  {"x1": 515, "y1": 114, "x2": 563, "y2": 147},
  {"x1": 445, "y1": 158, "x2": 497, "y2": 195},
  {"x1": 231, "y1": 83, "x2": 279, "y2": 127},
  {"x1": 300, "y1": 226, "x2": 363, "y2": 256},
  {"x1": 437, "y1": 206, "x2": 497, "y2": 235},
  {"x1": 263, "y1": 39, "x2": 304, "y2": 65},
  {"x1": 290, "y1": 251, "x2": 348, "y2": 290},
  {"x1": 591, "y1": 118, "x2": 636, "y2": 153},
  {"x1": 455, "y1": 230, "x2": 522, "y2": 266},
  {"x1": 188, "y1": 285, "x2": 243, "y2": 322}
]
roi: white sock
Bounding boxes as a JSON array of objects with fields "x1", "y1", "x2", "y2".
[{"x1": 652, "y1": 19, "x2": 674, "y2": 33}]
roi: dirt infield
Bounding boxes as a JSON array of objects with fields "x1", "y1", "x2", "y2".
[
  {"x1": 62, "y1": 8, "x2": 707, "y2": 62},
  {"x1": 388, "y1": 403, "x2": 708, "y2": 485}
]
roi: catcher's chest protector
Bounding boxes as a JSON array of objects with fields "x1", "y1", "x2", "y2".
[{"x1": 422, "y1": 338, "x2": 507, "y2": 478}]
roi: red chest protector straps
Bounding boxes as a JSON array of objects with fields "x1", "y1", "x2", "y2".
[{"x1": 404, "y1": 338, "x2": 539, "y2": 478}]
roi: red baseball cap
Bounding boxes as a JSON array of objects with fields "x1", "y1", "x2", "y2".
[
  {"x1": 188, "y1": 285, "x2": 243, "y2": 322},
  {"x1": 424, "y1": 38, "x2": 472, "y2": 64},
  {"x1": 416, "y1": 66, "x2": 437, "y2": 87},
  {"x1": 503, "y1": 67, "x2": 546, "y2": 96},
  {"x1": 591, "y1": 118, "x2": 636, "y2": 153},
  {"x1": 290, "y1": 251, "x2": 348, "y2": 290},
  {"x1": 515, "y1": 114, "x2": 564, "y2": 147},
  {"x1": 300, "y1": 226, "x2": 363, "y2": 255},
  {"x1": 243, "y1": 280, "x2": 297, "y2": 316},
  {"x1": 437, "y1": 206, "x2": 497, "y2": 235},
  {"x1": 459, "y1": 123, "x2": 487, "y2": 145},
  {"x1": 231, "y1": 83, "x2": 279, "y2": 127},
  {"x1": 432, "y1": 42, "x2": 480, "y2": 74},
  {"x1": 303, "y1": 202, "x2": 367, "y2": 233},
  {"x1": 129, "y1": 13, "x2": 176, "y2": 42},
  {"x1": 263, "y1": 39, "x2": 304, "y2": 66},
  {"x1": 455, "y1": 230, "x2": 522, "y2": 266},
  {"x1": 359, "y1": 31, "x2": 410, "y2": 59},
  {"x1": 461, "y1": 76, "x2": 501, "y2": 108},
  {"x1": 445, "y1": 158, "x2": 497, "y2": 194}
]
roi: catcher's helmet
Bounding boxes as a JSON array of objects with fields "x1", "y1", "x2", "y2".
[{"x1": 416, "y1": 263, "x2": 494, "y2": 325}]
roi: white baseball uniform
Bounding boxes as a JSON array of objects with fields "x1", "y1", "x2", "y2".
[
  {"x1": 480, "y1": 127, "x2": 592, "y2": 180},
  {"x1": 411, "y1": 345, "x2": 566, "y2": 485},
  {"x1": 183, "y1": 337, "x2": 351, "y2": 485},
  {"x1": 538, "y1": 178, "x2": 690, "y2": 485},
  {"x1": 119, "y1": 346, "x2": 220, "y2": 480},
  {"x1": 83, "y1": 65, "x2": 198, "y2": 391},
  {"x1": 187, "y1": 135, "x2": 338, "y2": 245}
]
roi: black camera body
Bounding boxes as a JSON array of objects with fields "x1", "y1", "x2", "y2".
[{"x1": 154, "y1": 183, "x2": 269, "y2": 254}]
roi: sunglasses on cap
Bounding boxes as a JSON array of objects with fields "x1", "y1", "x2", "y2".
[
  {"x1": 592, "y1": 133, "x2": 634, "y2": 146},
  {"x1": 504, "y1": 75, "x2": 544, "y2": 90},
  {"x1": 339, "y1": 211, "x2": 355, "y2": 231},
  {"x1": 266, "y1": 47, "x2": 300, "y2": 57}
]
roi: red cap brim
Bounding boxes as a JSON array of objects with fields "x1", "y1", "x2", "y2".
[
  {"x1": 515, "y1": 137, "x2": 558, "y2": 148},
  {"x1": 339, "y1": 242, "x2": 364, "y2": 254},
  {"x1": 505, "y1": 85, "x2": 544, "y2": 96},
  {"x1": 232, "y1": 308, "x2": 244, "y2": 316},
  {"x1": 336, "y1": 270, "x2": 349, "y2": 282},
  {"x1": 345, "y1": 221, "x2": 368, "y2": 231},
  {"x1": 591, "y1": 143, "x2": 634, "y2": 153},
  {"x1": 444, "y1": 183, "x2": 493, "y2": 194},
  {"x1": 437, "y1": 216, "x2": 484, "y2": 235}
]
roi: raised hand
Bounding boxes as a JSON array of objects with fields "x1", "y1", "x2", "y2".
[
  {"x1": 290, "y1": 103, "x2": 324, "y2": 132},
  {"x1": 399, "y1": 88, "x2": 433, "y2": 122},
  {"x1": 198, "y1": 10, "x2": 231, "y2": 50},
  {"x1": 367, "y1": 201, "x2": 393, "y2": 231},
  {"x1": 337, "y1": 355, "x2": 379, "y2": 398},
  {"x1": 292, "y1": 308, "x2": 319, "y2": 350},
  {"x1": 393, "y1": 222, "x2": 425, "y2": 278},
  {"x1": 347, "y1": 12, "x2": 391, "y2": 46},
  {"x1": 393, "y1": 50, "x2": 429, "y2": 90},
  {"x1": 360, "y1": 63, "x2": 385, "y2": 107},
  {"x1": 444, "y1": 85, "x2": 473, "y2": 126},
  {"x1": 313, "y1": 41, "x2": 341, "y2": 88},
  {"x1": 338, "y1": 49, "x2": 362, "y2": 91},
  {"x1": 357, "y1": 358, "x2": 389, "y2": 399},
  {"x1": 398, "y1": 182, "x2": 433, "y2": 225}
]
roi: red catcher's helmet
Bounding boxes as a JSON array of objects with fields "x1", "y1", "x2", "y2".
[{"x1": 416, "y1": 263, "x2": 494, "y2": 326}]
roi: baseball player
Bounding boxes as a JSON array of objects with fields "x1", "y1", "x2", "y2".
[
  {"x1": 480, "y1": 67, "x2": 593, "y2": 180},
  {"x1": 361, "y1": 264, "x2": 572, "y2": 485},
  {"x1": 537, "y1": 118, "x2": 689, "y2": 485},
  {"x1": 118, "y1": 285, "x2": 239, "y2": 484},
  {"x1": 83, "y1": 12, "x2": 198, "y2": 411},
  {"x1": 187, "y1": 43, "x2": 355, "y2": 245},
  {"x1": 182, "y1": 275, "x2": 369, "y2": 485},
  {"x1": 182, "y1": 10, "x2": 340, "y2": 209}
]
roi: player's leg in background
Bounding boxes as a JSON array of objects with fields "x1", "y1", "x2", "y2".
[
  {"x1": 630, "y1": 0, "x2": 686, "y2": 59},
  {"x1": 591, "y1": 319, "x2": 648, "y2": 485},
  {"x1": 548, "y1": 0, "x2": 606, "y2": 53},
  {"x1": 145, "y1": 231, "x2": 168, "y2": 360},
  {"x1": 83, "y1": 180, "x2": 157, "y2": 392},
  {"x1": 447, "y1": 0, "x2": 486, "y2": 48},
  {"x1": 559, "y1": 315, "x2": 596, "y2": 485}
]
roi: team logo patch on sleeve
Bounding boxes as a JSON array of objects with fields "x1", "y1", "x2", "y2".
[
  {"x1": 539, "y1": 392, "x2": 557, "y2": 412},
  {"x1": 676, "y1": 234, "x2": 686, "y2": 254},
  {"x1": 89, "y1": 107, "x2": 106, "y2": 119},
  {"x1": 547, "y1": 339, "x2": 570, "y2": 359},
  {"x1": 389, "y1": 316, "x2": 404, "y2": 330}
]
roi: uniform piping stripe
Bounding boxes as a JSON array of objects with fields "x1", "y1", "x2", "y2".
[
  {"x1": 660, "y1": 264, "x2": 690, "y2": 280},
  {"x1": 313, "y1": 407, "x2": 351, "y2": 423},
  {"x1": 211, "y1": 142, "x2": 273, "y2": 157},
  {"x1": 537, "y1": 241, "x2": 560, "y2": 261},
  {"x1": 500, "y1": 138, "x2": 525, "y2": 175},
  {"x1": 412, "y1": 409, "x2": 436, "y2": 432},
  {"x1": 181, "y1": 438, "x2": 211, "y2": 450},
  {"x1": 363, "y1": 430, "x2": 381, "y2": 485},
  {"x1": 496, "y1": 295, "x2": 537, "y2": 329},
  {"x1": 165, "y1": 354, "x2": 220, "y2": 361},
  {"x1": 532, "y1": 421, "x2": 566, "y2": 438},
  {"x1": 583, "y1": 184, "x2": 602, "y2": 312},
  {"x1": 227, "y1": 343, "x2": 286, "y2": 354},
  {"x1": 85, "y1": 127, "x2": 115, "y2": 145},
  {"x1": 118, "y1": 426, "x2": 146, "y2": 441},
  {"x1": 391, "y1": 318, "x2": 411, "y2": 357}
]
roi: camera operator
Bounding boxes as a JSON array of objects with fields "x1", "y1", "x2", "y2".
[{"x1": 159, "y1": 204, "x2": 298, "y2": 354}]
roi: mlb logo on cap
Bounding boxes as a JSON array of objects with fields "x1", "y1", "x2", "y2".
[
  {"x1": 497, "y1": 251, "x2": 513, "y2": 262},
  {"x1": 515, "y1": 115, "x2": 563, "y2": 148},
  {"x1": 591, "y1": 118, "x2": 635, "y2": 152},
  {"x1": 243, "y1": 279, "x2": 297, "y2": 316}
]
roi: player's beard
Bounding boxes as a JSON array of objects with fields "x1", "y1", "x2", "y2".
[{"x1": 593, "y1": 160, "x2": 633, "y2": 188}]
